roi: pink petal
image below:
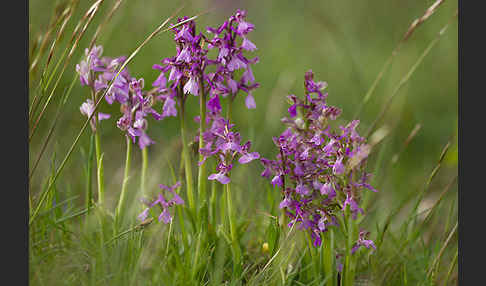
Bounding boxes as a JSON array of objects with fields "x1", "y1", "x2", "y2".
[{"x1": 245, "y1": 93, "x2": 256, "y2": 109}]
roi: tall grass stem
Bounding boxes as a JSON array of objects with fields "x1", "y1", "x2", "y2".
[
  {"x1": 366, "y1": 12, "x2": 457, "y2": 137},
  {"x1": 29, "y1": 0, "x2": 105, "y2": 141},
  {"x1": 354, "y1": 0, "x2": 445, "y2": 119}
]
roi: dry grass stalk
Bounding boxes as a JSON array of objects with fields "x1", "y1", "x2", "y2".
[
  {"x1": 426, "y1": 222, "x2": 457, "y2": 278},
  {"x1": 29, "y1": 0, "x2": 98, "y2": 120},
  {"x1": 365, "y1": 11, "x2": 457, "y2": 138},
  {"x1": 403, "y1": 0, "x2": 445, "y2": 42},
  {"x1": 44, "y1": 0, "x2": 80, "y2": 73},
  {"x1": 391, "y1": 123, "x2": 422, "y2": 164},
  {"x1": 29, "y1": 1, "x2": 72, "y2": 73},
  {"x1": 29, "y1": 1, "x2": 77, "y2": 120},
  {"x1": 30, "y1": 0, "x2": 125, "y2": 181},
  {"x1": 417, "y1": 175, "x2": 457, "y2": 226},
  {"x1": 354, "y1": 0, "x2": 446, "y2": 119},
  {"x1": 29, "y1": 0, "x2": 106, "y2": 142},
  {"x1": 88, "y1": 0, "x2": 124, "y2": 50}
]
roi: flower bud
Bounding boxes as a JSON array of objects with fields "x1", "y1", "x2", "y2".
[{"x1": 262, "y1": 242, "x2": 269, "y2": 253}]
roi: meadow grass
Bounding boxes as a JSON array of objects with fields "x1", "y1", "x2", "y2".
[{"x1": 29, "y1": 1, "x2": 458, "y2": 285}]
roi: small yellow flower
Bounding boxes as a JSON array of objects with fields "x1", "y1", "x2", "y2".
[{"x1": 262, "y1": 242, "x2": 269, "y2": 253}]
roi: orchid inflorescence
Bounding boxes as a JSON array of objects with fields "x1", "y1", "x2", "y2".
[
  {"x1": 151, "y1": 16, "x2": 207, "y2": 118},
  {"x1": 76, "y1": 45, "x2": 162, "y2": 149},
  {"x1": 205, "y1": 9, "x2": 260, "y2": 109},
  {"x1": 150, "y1": 9, "x2": 260, "y2": 123},
  {"x1": 138, "y1": 182, "x2": 184, "y2": 224},
  {"x1": 259, "y1": 70, "x2": 377, "y2": 249},
  {"x1": 198, "y1": 113, "x2": 260, "y2": 184}
]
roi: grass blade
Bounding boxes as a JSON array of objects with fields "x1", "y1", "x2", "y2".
[
  {"x1": 30, "y1": 0, "x2": 105, "y2": 141},
  {"x1": 426, "y1": 222, "x2": 457, "y2": 278},
  {"x1": 366, "y1": 10, "x2": 458, "y2": 137},
  {"x1": 354, "y1": 0, "x2": 446, "y2": 119}
]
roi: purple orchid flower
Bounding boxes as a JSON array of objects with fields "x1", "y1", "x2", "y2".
[
  {"x1": 206, "y1": 9, "x2": 260, "y2": 109},
  {"x1": 79, "y1": 99, "x2": 111, "y2": 132},
  {"x1": 137, "y1": 181, "x2": 184, "y2": 224},
  {"x1": 351, "y1": 230, "x2": 377, "y2": 254},
  {"x1": 259, "y1": 70, "x2": 377, "y2": 247}
]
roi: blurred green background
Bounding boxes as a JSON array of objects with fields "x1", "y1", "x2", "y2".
[{"x1": 29, "y1": 0, "x2": 457, "y2": 227}]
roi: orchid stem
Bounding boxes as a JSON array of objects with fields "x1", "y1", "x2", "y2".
[
  {"x1": 197, "y1": 74, "x2": 207, "y2": 226},
  {"x1": 226, "y1": 182, "x2": 241, "y2": 276},
  {"x1": 323, "y1": 229, "x2": 336, "y2": 286},
  {"x1": 224, "y1": 95, "x2": 241, "y2": 274},
  {"x1": 92, "y1": 89, "x2": 105, "y2": 209},
  {"x1": 210, "y1": 178, "x2": 217, "y2": 228},
  {"x1": 177, "y1": 205, "x2": 189, "y2": 250},
  {"x1": 86, "y1": 133, "x2": 95, "y2": 214},
  {"x1": 141, "y1": 147, "x2": 148, "y2": 200},
  {"x1": 115, "y1": 135, "x2": 132, "y2": 230},
  {"x1": 227, "y1": 96, "x2": 233, "y2": 122},
  {"x1": 94, "y1": 131, "x2": 104, "y2": 207},
  {"x1": 305, "y1": 231, "x2": 317, "y2": 278},
  {"x1": 343, "y1": 207, "x2": 358, "y2": 286},
  {"x1": 179, "y1": 91, "x2": 195, "y2": 217}
]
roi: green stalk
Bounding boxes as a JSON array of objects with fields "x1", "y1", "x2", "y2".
[
  {"x1": 94, "y1": 131, "x2": 104, "y2": 207},
  {"x1": 91, "y1": 88, "x2": 107, "y2": 241},
  {"x1": 209, "y1": 179, "x2": 217, "y2": 228},
  {"x1": 115, "y1": 135, "x2": 132, "y2": 225},
  {"x1": 444, "y1": 250, "x2": 458, "y2": 285},
  {"x1": 165, "y1": 153, "x2": 189, "y2": 249},
  {"x1": 85, "y1": 133, "x2": 95, "y2": 213},
  {"x1": 177, "y1": 205, "x2": 188, "y2": 250},
  {"x1": 97, "y1": 154, "x2": 105, "y2": 206},
  {"x1": 305, "y1": 231, "x2": 317, "y2": 278},
  {"x1": 220, "y1": 181, "x2": 227, "y2": 226},
  {"x1": 91, "y1": 88, "x2": 105, "y2": 208},
  {"x1": 141, "y1": 147, "x2": 148, "y2": 200},
  {"x1": 191, "y1": 231, "x2": 203, "y2": 280},
  {"x1": 343, "y1": 208, "x2": 358, "y2": 286},
  {"x1": 322, "y1": 229, "x2": 335, "y2": 286},
  {"x1": 179, "y1": 92, "x2": 195, "y2": 216},
  {"x1": 224, "y1": 95, "x2": 241, "y2": 274},
  {"x1": 227, "y1": 96, "x2": 233, "y2": 122},
  {"x1": 197, "y1": 74, "x2": 207, "y2": 225},
  {"x1": 226, "y1": 182, "x2": 242, "y2": 276}
]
